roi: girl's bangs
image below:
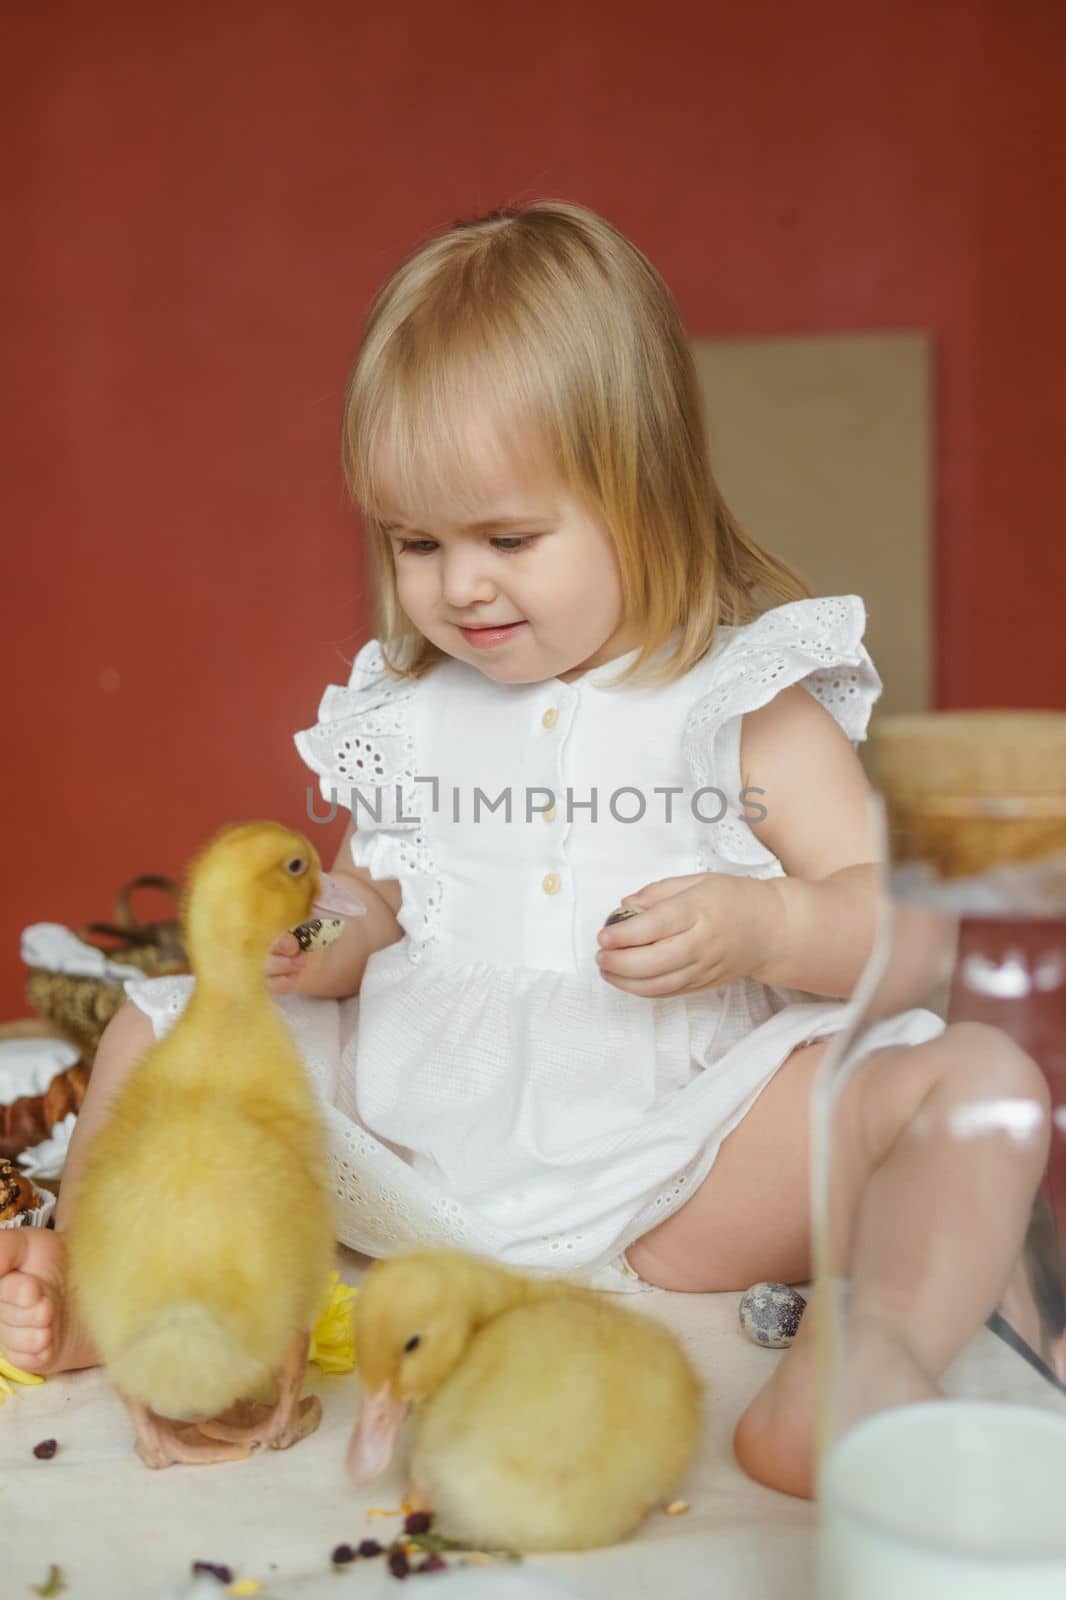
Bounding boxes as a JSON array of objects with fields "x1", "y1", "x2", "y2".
[{"x1": 359, "y1": 339, "x2": 562, "y2": 528}]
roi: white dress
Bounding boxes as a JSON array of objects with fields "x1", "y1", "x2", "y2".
[{"x1": 124, "y1": 595, "x2": 945, "y2": 1292}]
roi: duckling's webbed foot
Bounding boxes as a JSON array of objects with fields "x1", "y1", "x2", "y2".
[
  {"x1": 198, "y1": 1393, "x2": 322, "y2": 1450},
  {"x1": 119, "y1": 1392, "x2": 253, "y2": 1469},
  {"x1": 197, "y1": 1329, "x2": 321, "y2": 1451}
]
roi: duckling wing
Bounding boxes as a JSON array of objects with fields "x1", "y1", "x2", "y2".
[
  {"x1": 411, "y1": 1299, "x2": 701, "y2": 1551},
  {"x1": 67, "y1": 1072, "x2": 334, "y2": 1419}
]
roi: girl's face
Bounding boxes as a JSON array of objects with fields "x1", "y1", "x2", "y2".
[{"x1": 376, "y1": 414, "x2": 642, "y2": 686}]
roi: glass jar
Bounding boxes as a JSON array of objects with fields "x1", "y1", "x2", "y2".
[{"x1": 814, "y1": 711, "x2": 1066, "y2": 1598}]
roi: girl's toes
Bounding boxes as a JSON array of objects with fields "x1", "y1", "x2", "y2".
[
  {"x1": 20, "y1": 1324, "x2": 52, "y2": 1358},
  {"x1": 1, "y1": 1271, "x2": 42, "y2": 1311},
  {"x1": 1, "y1": 1335, "x2": 48, "y2": 1372}
]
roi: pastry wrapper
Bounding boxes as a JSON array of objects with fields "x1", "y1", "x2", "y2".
[{"x1": 0, "y1": 1187, "x2": 57, "y2": 1231}]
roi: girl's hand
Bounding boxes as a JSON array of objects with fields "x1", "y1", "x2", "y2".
[
  {"x1": 596, "y1": 873, "x2": 785, "y2": 998},
  {"x1": 265, "y1": 931, "x2": 310, "y2": 995}
]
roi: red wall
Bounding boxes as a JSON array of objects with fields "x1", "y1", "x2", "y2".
[{"x1": 3, "y1": 1, "x2": 1064, "y2": 1018}]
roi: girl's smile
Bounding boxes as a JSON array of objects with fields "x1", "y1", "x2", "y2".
[{"x1": 458, "y1": 621, "x2": 528, "y2": 648}]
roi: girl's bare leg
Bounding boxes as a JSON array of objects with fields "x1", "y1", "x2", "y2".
[
  {"x1": 626, "y1": 1021, "x2": 1050, "y2": 1498},
  {"x1": 0, "y1": 1000, "x2": 156, "y2": 1374}
]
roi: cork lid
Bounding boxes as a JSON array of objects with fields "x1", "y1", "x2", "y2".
[{"x1": 867, "y1": 711, "x2": 1066, "y2": 892}]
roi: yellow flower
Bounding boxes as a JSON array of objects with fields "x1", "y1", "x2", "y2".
[{"x1": 307, "y1": 1271, "x2": 358, "y2": 1374}]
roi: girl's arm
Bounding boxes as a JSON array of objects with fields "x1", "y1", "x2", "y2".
[
  {"x1": 742, "y1": 686, "x2": 957, "y2": 1011},
  {"x1": 286, "y1": 818, "x2": 405, "y2": 998}
]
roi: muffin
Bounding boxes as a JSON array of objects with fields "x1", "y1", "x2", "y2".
[{"x1": 0, "y1": 1157, "x2": 47, "y2": 1224}]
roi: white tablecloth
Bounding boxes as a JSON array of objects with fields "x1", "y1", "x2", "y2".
[{"x1": 3, "y1": 1248, "x2": 1045, "y2": 1600}]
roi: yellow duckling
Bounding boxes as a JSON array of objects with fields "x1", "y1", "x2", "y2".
[
  {"x1": 346, "y1": 1248, "x2": 703, "y2": 1551},
  {"x1": 66, "y1": 821, "x2": 365, "y2": 1468}
]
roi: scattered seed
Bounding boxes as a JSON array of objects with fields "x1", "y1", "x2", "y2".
[
  {"x1": 403, "y1": 1512, "x2": 432, "y2": 1536},
  {"x1": 357, "y1": 1539, "x2": 383, "y2": 1558},
  {"x1": 32, "y1": 1439, "x2": 58, "y2": 1460},
  {"x1": 227, "y1": 1584, "x2": 263, "y2": 1597},
  {"x1": 31, "y1": 1566, "x2": 65, "y2": 1598},
  {"x1": 664, "y1": 1499, "x2": 690, "y2": 1516},
  {"x1": 331, "y1": 1543, "x2": 356, "y2": 1566},
  {"x1": 388, "y1": 1545, "x2": 410, "y2": 1578},
  {"x1": 191, "y1": 1561, "x2": 234, "y2": 1584}
]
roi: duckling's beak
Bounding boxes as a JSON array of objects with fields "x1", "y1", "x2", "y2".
[
  {"x1": 312, "y1": 873, "x2": 368, "y2": 920},
  {"x1": 346, "y1": 1384, "x2": 408, "y2": 1484}
]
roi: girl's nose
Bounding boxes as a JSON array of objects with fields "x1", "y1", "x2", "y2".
[{"x1": 440, "y1": 550, "x2": 496, "y2": 608}]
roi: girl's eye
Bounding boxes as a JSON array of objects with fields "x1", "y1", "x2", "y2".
[{"x1": 396, "y1": 536, "x2": 538, "y2": 556}]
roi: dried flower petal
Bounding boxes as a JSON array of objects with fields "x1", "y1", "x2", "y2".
[
  {"x1": 191, "y1": 1560, "x2": 234, "y2": 1583},
  {"x1": 331, "y1": 1543, "x2": 356, "y2": 1566},
  {"x1": 417, "y1": 1554, "x2": 447, "y2": 1574},
  {"x1": 358, "y1": 1539, "x2": 384, "y2": 1558},
  {"x1": 33, "y1": 1438, "x2": 58, "y2": 1460},
  {"x1": 388, "y1": 1545, "x2": 410, "y2": 1578},
  {"x1": 0, "y1": 1352, "x2": 45, "y2": 1398},
  {"x1": 403, "y1": 1511, "x2": 432, "y2": 1536},
  {"x1": 31, "y1": 1566, "x2": 65, "y2": 1598}
]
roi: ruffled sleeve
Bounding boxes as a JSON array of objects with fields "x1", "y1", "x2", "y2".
[
  {"x1": 681, "y1": 595, "x2": 883, "y2": 877},
  {"x1": 292, "y1": 640, "x2": 441, "y2": 963}
]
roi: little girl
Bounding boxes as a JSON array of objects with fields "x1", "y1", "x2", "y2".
[{"x1": 0, "y1": 201, "x2": 1046, "y2": 1498}]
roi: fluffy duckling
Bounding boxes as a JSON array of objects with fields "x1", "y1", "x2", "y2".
[
  {"x1": 66, "y1": 821, "x2": 365, "y2": 1468},
  {"x1": 347, "y1": 1248, "x2": 703, "y2": 1551}
]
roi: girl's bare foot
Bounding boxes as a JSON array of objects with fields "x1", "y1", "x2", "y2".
[
  {"x1": 734, "y1": 1314, "x2": 819, "y2": 1499},
  {"x1": 0, "y1": 1227, "x2": 98, "y2": 1374},
  {"x1": 734, "y1": 1298, "x2": 942, "y2": 1499}
]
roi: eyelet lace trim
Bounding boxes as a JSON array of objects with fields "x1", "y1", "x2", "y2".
[
  {"x1": 115, "y1": 985, "x2": 650, "y2": 1284},
  {"x1": 293, "y1": 640, "x2": 442, "y2": 964},
  {"x1": 681, "y1": 595, "x2": 882, "y2": 877}
]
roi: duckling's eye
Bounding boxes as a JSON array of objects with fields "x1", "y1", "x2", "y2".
[
  {"x1": 403, "y1": 1334, "x2": 421, "y2": 1354},
  {"x1": 285, "y1": 857, "x2": 308, "y2": 877}
]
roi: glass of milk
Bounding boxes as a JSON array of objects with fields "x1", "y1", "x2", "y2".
[
  {"x1": 811, "y1": 714, "x2": 1066, "y2": 1598},
  {"x1": 820, "y1": 1400, "x2": 1066, "y2": 1598}
]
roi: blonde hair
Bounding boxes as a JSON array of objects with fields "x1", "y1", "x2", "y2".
[{"x1": 341, "y1": 200, "x2": 810, "y2": 688}]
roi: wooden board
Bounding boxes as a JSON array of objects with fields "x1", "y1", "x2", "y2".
[{"x1": 693, "y1": 333, "x2": 933, "y2": 723}]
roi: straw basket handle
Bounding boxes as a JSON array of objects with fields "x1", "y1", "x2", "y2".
[
  {"x1": 110, "y1": 874, "x2": 184, "y2": 931},
  {"x1": 74, "y1": 875, "x2": 185, "y2": 958}
]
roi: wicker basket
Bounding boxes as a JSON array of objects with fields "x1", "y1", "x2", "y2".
[{"x1": 24, "y1": 875, "x2": 189, "y2": 1063}]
